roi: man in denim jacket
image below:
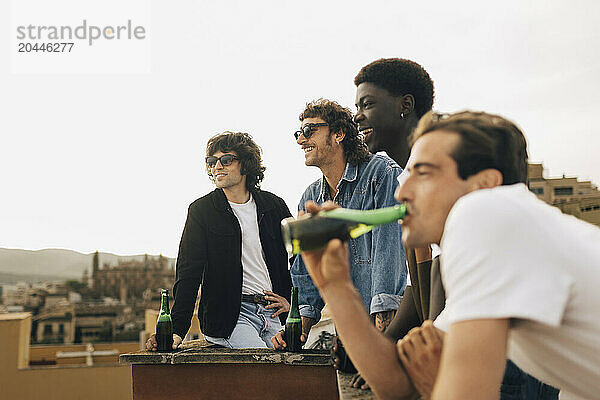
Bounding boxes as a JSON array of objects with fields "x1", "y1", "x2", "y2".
[{"x1": 272, "y1": 99, "x2": 407, "y2": 347}]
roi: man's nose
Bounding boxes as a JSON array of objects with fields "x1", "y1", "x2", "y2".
[
  {"x1": 395, "y1": 184, "x2": 402, "y2": 202},
  {"x1": 395, "y1": 169, "x2": 411, "y2": 203},
  {"x1": 395, "y1": 181, "x2": 408, "y2": 203},
  {"x1": 353, "y1": 111, "x2": 364, "y2": 124}
]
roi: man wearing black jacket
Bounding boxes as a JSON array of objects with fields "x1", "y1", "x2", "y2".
[{"x1": 146, "y1": 132, "x2": 293, "y2": 349}]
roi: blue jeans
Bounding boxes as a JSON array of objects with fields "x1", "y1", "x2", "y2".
[
  {"x1": 204, "y1": 301, "x2": 282, "y2": 348},
  {"x1": 501, "y1": 360, "x2": 559, "y2": 400}
]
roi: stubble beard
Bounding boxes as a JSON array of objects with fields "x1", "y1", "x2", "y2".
[{"x1": 306, "y1": 135, "x2": 335, "y2": 168}]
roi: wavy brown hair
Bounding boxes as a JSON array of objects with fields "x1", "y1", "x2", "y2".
[
  {"x1": 299, "y1": 98, "x2": 370, "y2": 165},
  {"x1": 206, "y1": 132, "x2": 266, "y2": 192}
]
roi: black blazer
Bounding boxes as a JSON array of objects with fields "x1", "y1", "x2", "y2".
[{"x1": 171, "y1": 188, "x2": 293, "y2": 339}]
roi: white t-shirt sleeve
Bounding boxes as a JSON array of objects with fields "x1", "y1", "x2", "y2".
[{"x1": 435, "y1": 187, "x2": 574, "y2": 332}]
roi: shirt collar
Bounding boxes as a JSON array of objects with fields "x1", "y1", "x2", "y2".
[
  {"x1": 341, "y1": 162, "x2": 359, "y2": 183},
  {"x1": 318, "y1": 162, "x2": 358, "y2": 202}
]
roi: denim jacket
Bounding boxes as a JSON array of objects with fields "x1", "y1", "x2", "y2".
[{"x1": 291, "y1": 154, "x2": 407, "y2": 322}]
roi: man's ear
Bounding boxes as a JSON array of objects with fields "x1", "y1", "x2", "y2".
[
  {"x1": 468, "y1": 169, "x2": 503, "y2": 190},
  {"x1": 333, "y1": 130, "x2": 346, "y2": 144},
  {"x1": 396, "y1": 94, "x2": 415, "y2": 115}
]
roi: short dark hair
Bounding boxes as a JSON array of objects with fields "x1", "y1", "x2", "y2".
[
  {"x1": 299, "y1": 98, "x2": 370, "y2": 165},
  {"x1": 206, "y1": 132, "x2": 266, "y2": 191},
  {"x1": 354, "y1": 58, "x2": 434, "y2": 118},
  {"x1": 412, "y1": 111, "x2": 528, "y2": 184}
]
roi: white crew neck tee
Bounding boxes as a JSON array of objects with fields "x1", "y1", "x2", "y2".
[
  {"x1": 434, "y1": 183, "x2": 600, "y2": 400},
  {"x1": 228, "y1": 194, "x2": 273, "y2": 296}
]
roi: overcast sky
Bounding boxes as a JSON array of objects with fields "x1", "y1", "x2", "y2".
[{"x1": 1, "y1": 0, "x2": 599, "y2": 257}]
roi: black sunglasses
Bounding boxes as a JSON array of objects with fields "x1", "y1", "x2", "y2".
[
  {"x1": 205, "y1": 154, "x2": 238, "y2": 168},
  {"x1": 294, "y1": 123, "x2": 329, "y2": 140}
]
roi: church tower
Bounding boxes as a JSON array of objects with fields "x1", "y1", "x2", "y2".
[{"x1": 92, "y1": 251, "x2": 99, "y2": 289}]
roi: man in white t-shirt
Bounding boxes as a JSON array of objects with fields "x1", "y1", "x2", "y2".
[{"x1": 391, "y1": 111, "x2": 600, "y2": 399}]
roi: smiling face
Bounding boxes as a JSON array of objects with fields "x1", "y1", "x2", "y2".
[
  {"x1": 209, "y1": 150, "x2": 246, "y2": 191},
  {"x1": 354, "y1": 82, "x2": 405, "y2": 153},
  {"x1": 395, "y1": 131, "x2": 474, "y2": 247},
  {"x1": 296, "y1": 117, "x2": 337, "y2": 168}
]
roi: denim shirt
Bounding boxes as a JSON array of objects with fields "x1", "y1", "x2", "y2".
[{"x1": 291, "y1": 154, "x2": 407, "y2": 322}]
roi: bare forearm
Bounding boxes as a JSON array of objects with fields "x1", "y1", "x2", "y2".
[
  {"x1": 432, "y1": 319, "x2": 508, "y2": 400},
  {"x1": 321, "y1": 282, "x2": 417, "y2": 400}
]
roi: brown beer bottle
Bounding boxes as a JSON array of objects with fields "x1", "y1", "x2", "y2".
[{"x1": 156, "y1": 289, "x2": 173, "y2": 352}]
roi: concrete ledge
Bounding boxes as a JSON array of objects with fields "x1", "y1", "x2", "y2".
[
  {"x1": 121, "y1": 346, "x2": 332, "y2": 366},
  {"x1": 119, "y1": 339, "x2": 332, "y2": 366}
]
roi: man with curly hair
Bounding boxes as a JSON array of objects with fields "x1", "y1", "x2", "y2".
[
  {"x1": 271, "y1": 99, "x2": 407, "y2": 349},
  {"x1": 146, "y1": 132, "x2": 293, "y2": 349}
]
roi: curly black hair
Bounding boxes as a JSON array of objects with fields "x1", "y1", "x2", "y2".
[
  {"x1": 354, "y1": 58, "x2": 435, "y2": 118},
  {"x1": 205, "y1": 132, "x2": 266, "y2": 192},
  {"x1": 412, "y1": 111, "x2": 528, "y2": 185},
  {"x1": 299, "y1": 98, "x2": 370, "y2": 165}
]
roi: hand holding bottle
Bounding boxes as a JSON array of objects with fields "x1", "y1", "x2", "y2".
[
  {"x1": 300, "y1": 201, "x2": 353, "y2": 291},
  {"x1": 146, "y1": 289, "x2": 181, "y2": 352},
  {"x1": 281, "y1": 200, "x2": 405, "y2": 254},
  {"x1": 145, "y1": 333, "x2": 182, "y2": 351},
  {"x1": 270, "y1": 316, "x2": 315, "y2": 350}
]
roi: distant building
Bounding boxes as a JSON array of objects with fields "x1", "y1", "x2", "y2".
[
  {"x1": 44, "y1": 288, "x2": 68, "y2": 308},
  {"x1": 3, "y1": 285, "x2": 46, "y2": 308},
  {"x1": 91, "y1": 252, "x2": 175, "y2": 303},
  {"x1": 34, "y1": 302, "x2": 124, "y2": 344},
  {"x1": 528, "y1": 163, "x2": 600, "y2": 226},
  {"x1": 33, "y1": 304, "x2": 75, "y2": 344}
]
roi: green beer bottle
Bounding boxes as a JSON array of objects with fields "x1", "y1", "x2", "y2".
[
  {"x1": 281, "y1": 204, "x2": 407, "y2": 255},
  {"x1": 285, "y1": 287, "x2": 302, "y2": 352},
  {"x1": 156, "y1": 289, "x2": 174, "y2": 352}
]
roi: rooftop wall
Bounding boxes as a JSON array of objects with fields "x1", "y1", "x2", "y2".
[{"x1": 0, "y1": 313, "x2": 132, "y2": 400}]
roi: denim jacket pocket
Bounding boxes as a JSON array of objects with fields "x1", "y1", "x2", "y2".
[
  {"x1": 349, "y1": 236, "x2": 372, "y2": 265},
  {"x1": 353, "y1": 182, "x2": 368, "y2": 195}
]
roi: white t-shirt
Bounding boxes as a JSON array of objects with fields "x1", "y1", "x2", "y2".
[
  {"x1": 434, "y1": 184, "x2": 600, "y2": 400},
  {"x1": 229, "y1": 194, "x2": 273, "y2": 296}
]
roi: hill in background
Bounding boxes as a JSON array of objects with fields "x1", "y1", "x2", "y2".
[{"x1": 0, "y1": 248, "x2": 175, "y2": 283}]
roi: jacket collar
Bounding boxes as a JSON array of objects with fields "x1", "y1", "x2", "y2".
[{"x1": 211, "y1": 188, "x2": 273, "y2": 214}]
